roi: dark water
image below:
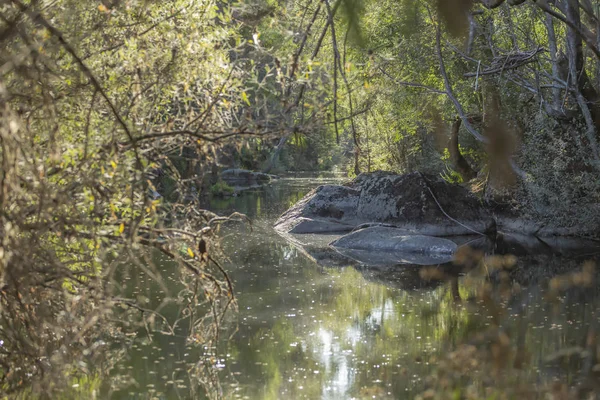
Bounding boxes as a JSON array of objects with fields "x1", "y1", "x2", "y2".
[{"x1": 102, "y1": 176, "x2": 600, "y2": 399}]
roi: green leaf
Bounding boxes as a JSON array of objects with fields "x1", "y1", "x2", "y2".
[{"x1": 241, "y1": 91, "x2": 251, "y2": 106}]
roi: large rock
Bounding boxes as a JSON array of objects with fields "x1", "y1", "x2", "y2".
[
  {"x1": 334, "y1": 247, "x2": 454, "y2": 266},
  {"x1": 274, "y1": 171, "x2": 495, "y2": 236},
  {"x1": 330, "y1": 227, "x2": 458, "y2": 264},
  {"x1": 274, "y1": 185, "x2": 361, "y2": 233}
]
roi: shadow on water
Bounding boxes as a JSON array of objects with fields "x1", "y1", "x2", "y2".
[{"x1": 102, "y1": 176, "x2": 600, "y2": 399}]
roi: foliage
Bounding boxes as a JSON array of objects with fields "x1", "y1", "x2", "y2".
[
  {"x1": 269, "y1": 0, "x2": 600, "y2": 230},
  {"x1": 4, "y1": 0, "x2": 600, "y2": 396},
  {"x1": 210, "y1": 180, "x2": 235, "y2": 197},
  {"x1": 0, "y1": 0, "x2": 300, "y2": 396},
  {"x1": 417, "y1": 253, "x2": 599, "y2": 400}
]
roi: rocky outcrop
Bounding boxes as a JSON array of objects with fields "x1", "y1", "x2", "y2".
[{"x1": 274, "y1": 171, "x2": 495, "y2": 236}]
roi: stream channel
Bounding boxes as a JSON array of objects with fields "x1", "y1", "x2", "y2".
[{"x1": 105, "y1": 174, "x2": 600, "y2": 399}]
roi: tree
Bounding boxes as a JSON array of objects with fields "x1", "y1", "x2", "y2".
[
  {"x1": 300, "y1": 0, "x2": 600, "y2": 229},
  {"x1": 0, "y1": 0, "x2": 298, "y2": 396}
]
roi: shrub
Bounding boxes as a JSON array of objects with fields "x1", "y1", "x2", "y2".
[{"x1": 210, "y1": 181, "x2": 235, "y2": 197}]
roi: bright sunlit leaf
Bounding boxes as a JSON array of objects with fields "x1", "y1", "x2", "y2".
[{"x1": 241, "y1": 92, "x2": 251, "y2": 106}]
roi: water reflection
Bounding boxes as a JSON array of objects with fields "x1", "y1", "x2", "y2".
[{"x1": 101, "y1": 176, "x2": 600, "y2": 399}]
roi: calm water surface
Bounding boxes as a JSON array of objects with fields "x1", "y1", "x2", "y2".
[{"x1": 103, "y1": 176, "x2": 600, "y2": 399}]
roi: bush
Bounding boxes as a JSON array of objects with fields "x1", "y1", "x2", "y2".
[{"x1": 210, "y1": 181, "x2": 235, "y2": 197}]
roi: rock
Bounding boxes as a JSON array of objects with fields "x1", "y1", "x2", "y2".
[
  {"x1": 274, "y1": 171, "x2": 495, "y2": 236},
  {"x1": 497, "y1": 215, "x2": 600, "y2": 239},
  {"x1": 333, "y1": 247, "x2": 455, "y2": 266},
  {"x1": 491, "y1": 199, "x2": 600, "y2": 239},
  {"x1": 281, "y1": 217, "x2": 356, "y2": 234},
  {"x1": 219, "y1": 168, "x2": 273, "y2": 193},
  {"x1": 221, "y1": 169, "x2": 272, "y2": 185},
  {"x1": 330, "y1": 227, "x2": 458, "y2": 261},
  {"x1": 274, "y1": 185, "x2": 362, "y2": 234},
  {"x1": 494, "y1": 232, "x2": 600, "y2": 257},
  {"x1": 280, "y1": 230, "x2": 483, "y2": 267},
  {"x1": 280, "y1": 229, "x2": 493, "y2": 266}
]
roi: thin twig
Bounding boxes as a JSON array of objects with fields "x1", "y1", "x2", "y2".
[
  {"x1": 418, "y1": 173, "x2": 486, "y2": 236},
  {"x1": 12, "y1": 0, "x2": 141, "y2": 164}
]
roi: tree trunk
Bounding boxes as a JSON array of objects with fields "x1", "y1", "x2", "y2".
[
  {"x1": 544, "y1": 13, "x2": 563, "y2": 111},
  {"x1": 566, "y1": 0, "x2": 600, "y2": 134},
  {"x1": 353, "y1": 149, "x2": 361, "y2": 176},
  {"x1": 449, "y1": 118, "x2": 477, "y2": 180},
  {"x1": 262, "y1": 132, "x2": 292, "y2": 174},
  {"x1": 564, "y1": 0, "x2": 600, "y2": 161}
]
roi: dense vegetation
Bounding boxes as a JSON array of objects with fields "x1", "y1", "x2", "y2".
[
  {"x1": 1, "y1": 0, "x2": 600, "y2": 397},
  {"x1": 259, "y1": 0, "x2": 600, "y2": 232}
]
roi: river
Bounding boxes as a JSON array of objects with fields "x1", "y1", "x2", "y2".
[{"x1": 102, "y1": 175, "x2": 600, "y2": 399}]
